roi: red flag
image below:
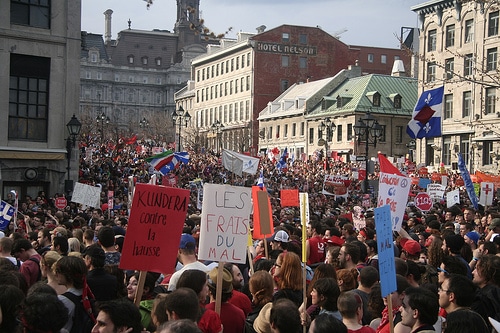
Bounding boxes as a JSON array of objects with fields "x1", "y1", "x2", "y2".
[
  {"x1": 123, "y1": 135, "x2": 137, "y2": 145},
  {"x1": 378, "y1": 153, "x2": 403, "y2": 176}
]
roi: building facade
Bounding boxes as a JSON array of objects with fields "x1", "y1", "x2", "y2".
[
  {"x1": 412, "y1": 0, "x2": 500, "y2": 173},
  {"x1": 183, "y1": 24, "x2": 411, "y2": 155},
  {"x1": 259, "y1": 64, "x2": 418, "y2": 163},
  {"x1": 0, "y1": 0, "x2": 82, "y2": 198}
]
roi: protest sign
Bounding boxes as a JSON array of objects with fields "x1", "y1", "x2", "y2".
[
  {"x1": 280, "y1": 189, "x2": 299, "y2": 207},
  {"x1": 480, "y1": 182, "x2": 494, "y2": 206},
  {"x1": 322, "y1": 175, "x2": 349, "y2": 197},
  {"x1": 198, "y1": 184, "x2": 252, "y2": 264},
  {"x1": 71, "y1": 182, "x2": 101, "y2": 208},
  {"x1": 377, "y1": 172, "x2": 411, "y2": 230},
  {"x1": 446, "y1": 189, "x2": 460, "y2": 207},
  {"x1": 119, "y1": 183, "x2": 190, "y2": 274},
  {"x1": 375, "y1": 205, "x2": 396, "y2": 297},
  {"x1": 427, "y1": 183, "x2": 445, "y2": 201},
  {"x1": 252, "y1": 186, "x2": 273, "y2": 239}
]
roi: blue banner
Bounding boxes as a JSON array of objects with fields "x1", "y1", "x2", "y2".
[{"x1": 457, "y1": 152, "x2": 479, "y2": 209}]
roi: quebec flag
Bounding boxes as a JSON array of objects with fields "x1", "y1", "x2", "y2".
[
  {"x1": 407, "y1": 86, "x2": 444, "y2": 139},
  {"x1": 0, "y1": 201, "x2": 15, "y2": 231}
]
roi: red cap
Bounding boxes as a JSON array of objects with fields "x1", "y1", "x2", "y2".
[{"x1": 401, "y1": 238, "x2": 421, "y2": 255}]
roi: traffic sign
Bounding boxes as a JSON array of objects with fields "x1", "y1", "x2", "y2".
[
  {"x1": 54, "y1": 197, "x2": 67, "y2": 210},
  {"x1": 414, "y1": 192, "x2": 432, "y2": 212},
  {"x1": 355, "y1": 155, "x2": 366, "y2": 161}
]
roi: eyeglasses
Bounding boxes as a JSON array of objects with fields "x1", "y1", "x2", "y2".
[
  {"x1": 438, "y1": 287, "x2": 451, "y2": 293},
  {"x1": 437, "y1": 267, "x2": 449, "y2": 275}
]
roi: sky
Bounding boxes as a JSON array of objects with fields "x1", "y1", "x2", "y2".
[{"x1": 81, "y1": 0, "x2": 424, "y2": 49}]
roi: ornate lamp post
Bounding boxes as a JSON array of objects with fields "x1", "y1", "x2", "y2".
[
  {"x1": 353, "y1": 111, "x2": 382, "y2": 194},
  {"x1": 318, "y1": 117, "x2": 336, "y2": 171},
  {"x1": 65, "y1": 115, "x2": 82, "y2": 193},
  {"x1": 211, "y1": 120, "x2": 224, "y2": 153},
  {"x1": 96, "y1": 112, "x2": 110, "y2": 144},
  {"x1": 171, "y1": 106, "x2": 191, "y2": 152}
]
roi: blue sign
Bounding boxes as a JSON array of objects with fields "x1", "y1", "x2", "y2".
[{"x1": 375, "y1": 205, "x2": 397, "y2": 297}]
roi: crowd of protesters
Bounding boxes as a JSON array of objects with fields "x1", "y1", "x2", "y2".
[{"x1": 1, "y1": 140, "x2": 500, "y2": 333}]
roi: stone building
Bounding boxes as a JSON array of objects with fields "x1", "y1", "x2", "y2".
[
  {"x1": 0, "y1": 1, "x2": 82, "y2": 198},
  {"x1": 412, "y1": 0, "x2": 500, "y2": 173}
]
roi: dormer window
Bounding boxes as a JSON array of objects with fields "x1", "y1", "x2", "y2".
[
  {"x1": 142, "y1": 57, "x2": 148, "y2": 65},
  {"x1": 156, "y1": 57, "x2": 162, "y2": 66},
  {"x1": 336, "y1": 95, "x2": 352, "y2": 108},
  {"x1": 389, "y1": 93, "x2": 402, "y2": 109},
  {"x1": 366, "y1": 91, "x2": 381, "y2": 107},
  {"x1": 90, "y1": 51, "x2": 98, "y2": 63},
  {"x1": 127, "y1": 55, "x2": 134, "y2": 64}
]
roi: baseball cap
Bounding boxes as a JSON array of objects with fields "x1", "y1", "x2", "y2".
[
  {"x1": 326, "y1": 235, "x2": 344, "y2": 247},
  {"x1": 489, "y1": 218, "x2": 500, "y2": 230},
  {"x1": 271, "y1": 230, "x2": 289, "y2": 243},
  {"x1": 401, "y1": 238, "x2": 421, "y2": 255},
  {"x1": 179, "y1": 233, "x2": 196, "y2": 249}
]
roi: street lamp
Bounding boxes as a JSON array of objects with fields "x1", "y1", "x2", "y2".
[
  {"x1": 172, "y1": 106, "x2": 191, "y2": 152},
  {"x1": 318, "y1": 117, "x2": 336, "y2": 171},
  {"x1": 353, "y1": 111, "x2": 382, "y2": 194},
  {"x1": 211, "y1": 120, "x2": 224, "y2": 153},
  {"x1": 96, "y1": 112, "x2": 110, "y2": 144},
  {"x1": 65, "y1": 115, "x2": 82, "y2": 193}
]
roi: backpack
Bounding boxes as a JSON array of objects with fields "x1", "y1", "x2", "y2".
[{"x1": 62, "y1": 292, "x2": 97, "y2": 333}]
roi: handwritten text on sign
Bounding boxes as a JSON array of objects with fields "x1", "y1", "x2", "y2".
[
  {"x1": 377, "y1": 172, "x2": 411, "y2": 231},
  {"x1": 119, "y1": 183, "x2": 190, "y2": 274},
  {"x1": 198, "y1": 184, "x2": 252, "y2": 264},
  {"x1": 375, "y1": 205, "x2": 397, "y2": 297}
]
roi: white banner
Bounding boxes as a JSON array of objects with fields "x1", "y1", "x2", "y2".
[
  {"x1": 377, "y1": 172, "x2": 411, "y2": 231},
  {"x1": 198, "y1": 184, "x2": 252, "y2": 264},
  {"x1": 446, "y1": 189, "x2": 460, "y2": 208},
  {"x1": 322, "y1": 174, "x2": 349, "y2": 198},
  {"x1": 427, "y1": 183, "x2": 446, "y2": 201},
  {"x1": 71, "y1": 182, "x2": 101, "y2": 208},
  {"x1": 480, "y1": 182, "x2": 494, "y2": 206}
]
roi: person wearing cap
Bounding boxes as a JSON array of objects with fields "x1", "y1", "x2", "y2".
[
  {"x1": 84, "y1": 244, "x2": 118, "y2": 302},
  {"x1": 485, "y1": 218, "x2": 500, "y2": 242},
  {"x1": 167, "y1": 233, "x2": 209, "y2": 291},
  {"x1": 206, "y1": 266, "x2": 246, "y2": 333},
  {"x1": 269, "y1": 230, "x2": 289, "y2": 251},
  {"x1": 465, "y1": 231, "x2": 480, "y2": 251}
]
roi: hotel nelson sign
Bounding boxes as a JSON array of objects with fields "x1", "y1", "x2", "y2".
[{"x1": 256, "y1": 42, "x2": 317, "y2": 56}]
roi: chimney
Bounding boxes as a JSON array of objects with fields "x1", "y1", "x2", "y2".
[
  {"x1": 256, "y1": 25, "x2": 266, "y2": 34},
  {"x1": 391, "y1": 59, "x2": 406, "y2": 77},
  {"x1": 104, "y1": 9, "x2": 113, "y2": 44}
]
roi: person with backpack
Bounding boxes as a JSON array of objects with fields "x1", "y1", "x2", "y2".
[
  {"x1": 11, "y1": 238, "x2": 42, "y2": 288},
  {"x1": 54, "y1": 255, "x2": 97, "y2": 333}
]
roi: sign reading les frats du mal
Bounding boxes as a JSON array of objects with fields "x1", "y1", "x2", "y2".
[
  {"x1": 255, "y1": 42, "x2": 317, "y2": 56},
  {"x1": 120, "y1": 183, "x2": 190, "y2": 274},
  {"x1": 198, "y1": 184, "x2": 252, "y2": 264}
]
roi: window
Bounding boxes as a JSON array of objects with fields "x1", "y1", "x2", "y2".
[
  {"x1": 196, "y1": 70, "x2": 200, "y2": 82},
  {"x1": 281, "y1": 79, "x2": 289, "y2": 92},
  {"x1": 284, "y1": 124, "x2": 288, "y2": 138},
  {"x1": 115, "y1": 74, "x2": 120, "y2": 82},
  {"x1": 11, "y1": 0, "x2": 50, "y2": 28},
  {"x1": 465, "y1": 19, "x2": 474, "y2": 43},
  {"x1": 97, "y1": 72, "x2": 102, "y2": 80},
  {"x1": 299, "y1": 34, "x2": 307, "y2": 44},
  {"x1": 394, "y1": 96, "x2": 402, "y2": 109},
  {"x1": 142, "y1": 76, "x2": 148, "y2": 84},
  {"x1": 483, "y1": 141, "x2": 494, "y2": 165},
  {"x1": 226, "y1": 60, "x2": 229, "y2": 73},
  {"x1": 236, "y1": 57, "x2": 239, "y2": 70},
  {"x1": 156, "y1": 57, "x2": 162, "y2": 66},
  {"x1": 379, "y1": 125, "x2": 386, "y2": 142},
  {"x1": 336, "y1": 125, "x2": 342, "y2": 142},
  {"x1": 246, "y1": 76, "x2": 250, "y2": 90},
  {"x1": 229, "y1": 104, "x2": 232, "y2": 122},
  {"x1": 299, "y1": 57, "x2": 307, "y2": 69},
  {"x1": 309, "y1": 128, "x2": 314, "y2": 144},
  {"x1": 224, "y1": 82, "x2": 227, "y2": 96},
  {"x1": 85, "y1": 71, "x2": 91, "y2": 79},
  {"x1": 486, "y1": 87, "x2": 496, "y2": 114},
  {"x1": 428, "y1": 29, "x2": 437, "y2": 51},
  {"x1": 90, "y1": 52, "x2": 98, "y2": 63},
  {"x1": 445, "y1": 24, "x2": 455, "y2": 47},
  {"x1": 282, "y1": 33, "x2": 290, "y2": 42},
  {"x1": 282, "y1": 55, "x2": 290, "y2": 67},
  {"x1": 395, "y1": 126, "x2": 403, "y2": 143},
  {"x1": 128, "y1": 55, "x2": 134, "y2": 64},
  {"x1": 241, "y1": 55, "x2": 245, "y2": 68},
  {"x1": 487, "y1": 48, "x2": 497, "y2": 71},
  {"x1": 489, "y1": 11, "x2": 499, "y2": 36},
  {"x1": 444, "y1": 94, "x2": 453, "y2": 119},
  {"x1": 245, "y1": 100, "x2": 250, "y2": 120},
  {"x1": 247, "y1": 52, "x2": 250, "y2": 66},
  {"x1": 235, "y1": 80, "x2": 238, "y2": 94},
  {"x1": 300, "y1": 122, "x2": 305, "y2": 136},
  {"x1": 276, "y1": 125, "x2": 280, "y2": 139},
  {"x1": 142, "y1": 57, "x2": 148, "y2": 65},
  {"x1": 347, "y1": 124, "x2": 353, "y2": 141},
  {"x1": 373, "y1": 93, "x2": 381, "y2": 107},
  {"x1": 443, "y1": 138, "x2": 451, "y2": 165},
  {"x1": 229, "y1": 81, "x2": 233, "y2": 95},
  {"x1": 381, "y1": 55, "x2": 387, "y2": 64},
  {"x1": 202, "y1": 69, "x2": 205, "y2": 80},
  {"x1": 368, "y1": 54, "x2": 374, "y2": 63},
  {"x1": 9, "y1": 54, "x2": 50, "y2": 141},
  {"x1": 221, "y1": 62, "x2": 224, "y2": 75},
  {"x1": 463, "y1": 91, "x2": 472, "y2": 118},
  {"x1": 268, "y1": 126, "x2": 273, "y2": 140},
  {"x1": 464, "y1": 54, "x2": 473, "y2": 76},
  {"x1": 231, "y1": 59, "x2": 234, "y2": 71},
  {"x1": 292, "y1": 123, "x2": 296, "y2": 137},
  {"x1": 445, "y1": 58, "x2": 454, "y2": 79},
  {"x1": 427, "y1": 62, "x2": 436, "y2": 82}
]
